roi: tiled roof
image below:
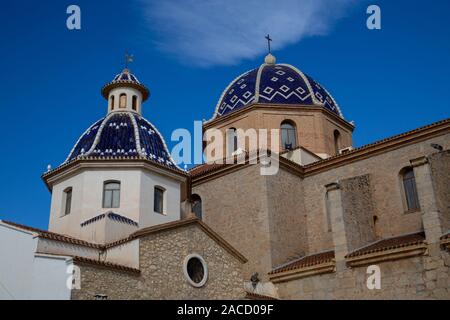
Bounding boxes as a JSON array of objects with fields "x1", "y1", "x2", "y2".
[
  {"x1": 269, "y1": 251, "x2": 335, "y2": 275},
  {"x1": 189, "y1": 162, "x2": 230, "y2": 177},
  {"x1": 303, "y1": 118, "x2": 449, "y2": 171},
  {"x1": 245, "y1": 292, "x2": 278, "y2": 300},
  {"x1": 64, "y1": 112, "x2": 178, "y2": 169},
  {"x1": 345, "y1": 232, "x2": 426, "y2": 258},
  {"x1": 72, "y1": 256, "x2": 140, "y2": 274},
  {"x1": 81, "y1": 212, "x2": 138, "y2": 227},
  {"x1": 212, "y1": 62, "x2": 342, "y2": 120},
  {"x1": 107, "y1": 217, "x2": 247, "y2": 263},
  {"x1": 1, "y1": 220, "x2": 102, "y2": 249},
  {"x1": 190, "y1": 118, "x2": 449, "y2": 181}
]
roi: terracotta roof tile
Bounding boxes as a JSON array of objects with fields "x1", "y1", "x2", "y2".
[
  {"x1": 269, "y1": 251, "x2": 335, "y2": 275},
  {"x1": 128, "y1": 217, "x2": 247, "y2": 263},
  {"x1": 189, "y1": 119, "x2": 449, "y2": 180},
  {"x1": 1, "y1": 220, "x2": 102, "y2": 249},
  {"x1": 72, "y1": 256, "x2": 140, "y2": 274},
  {"x1": 303, "y1": 118, "x2": 449, "y2": 170},
  {"x1": 189, "y1": 162, "x2": 230, "y2": 177},
  {"x1": 345, "y1": 232, "x2": 426, "y2": 258}
]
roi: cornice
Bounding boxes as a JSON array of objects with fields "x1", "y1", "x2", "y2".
[
  {"x1": 269, "y1": 261, "x2": 335, "y2": 284},
  {"x1": 346, "y1": 243, "x2": 427, "y2": 268},
  {"x1": 203, "y1": 103, "x2": 355, "y2": 131},
  {"x1": 43, "y1": 158, "x2": 188, "y2": 191},
  {"x1": 191, "y1": 118, "x2": 449, "y2": 185}
]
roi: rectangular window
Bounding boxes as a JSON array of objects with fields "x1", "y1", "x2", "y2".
[
  {"x1": 154, "y1": 187, "x2": 164, "y2": 214},
  {"x1": 64, "y1": 188, "x2": 72, "y2": 216},
  {"x1": 103, "y1": 182, "x2": 120, "y2": 208},
  {"x1": 403, "y1": 169, "x2": 420, "y2": 212},
  {"x1": 404, "y1": 176, "x2": 420, "y2": 211}
]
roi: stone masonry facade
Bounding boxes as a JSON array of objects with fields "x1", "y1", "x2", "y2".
[
  {"x1": 275, "y1": 250, "x2": 450, "y2": 300},
  {"x1": 192, "y1": 128, "x2": 450, "y2": 299},
  {"x1": 71, "y1": 224, "x2": 245, "y2": 300}
]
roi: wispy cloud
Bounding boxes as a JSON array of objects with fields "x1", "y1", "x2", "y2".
[{"x1": 139, "y1": 0, "x2": 357, "y2": 67}]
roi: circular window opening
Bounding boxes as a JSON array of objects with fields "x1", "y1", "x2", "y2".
[{"x1": 183, "y1": 254, "x2": 208, "y2": 287}]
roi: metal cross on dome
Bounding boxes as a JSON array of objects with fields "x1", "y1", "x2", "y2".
[
  {"x1": 265, "y1": 34, "x2": 273, "y2": 54},
  {"x1": 124, "y1": 52, "x2": 134, "y2": 69}
]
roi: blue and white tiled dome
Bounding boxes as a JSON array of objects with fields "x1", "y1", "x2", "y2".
[
  {"x1": 65, "y1": 112, "x2": 177, "y2": 168},
  {"x1": 211, "y1": 54, "x2": 343, "y2": 120}
]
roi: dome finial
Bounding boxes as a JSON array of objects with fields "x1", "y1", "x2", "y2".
[
  {"x1": 264, "y1": 34, "x2": 276, "y2": 64},
  {"x1": 264, "y1": 53, "x2": 276, "y2": 64}
]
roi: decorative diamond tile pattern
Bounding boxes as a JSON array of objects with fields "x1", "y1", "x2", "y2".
[
  {"x1": 218, "y1": 68, "x2": 258, "y2": 116},
  {"x1": 258, "y1": 65, "x2": 313, "y2": 105},
  {"x1": 216, "y1": 64, "x2": 340, "y2": 118}
]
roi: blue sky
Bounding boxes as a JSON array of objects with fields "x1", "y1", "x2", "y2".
[{"x1": 0, "y1": 0, "x2": 449, "y2": 229}]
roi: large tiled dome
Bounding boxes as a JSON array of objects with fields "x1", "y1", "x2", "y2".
[
  {"x1": 65, "y1": 112, "x2": 177, "y2": 168},
  {"x1": 212, "y1": 54, "x2": 343, "y2": 120}
]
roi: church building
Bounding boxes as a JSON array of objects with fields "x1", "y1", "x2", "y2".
[{"x1": 0, "y1": 52, "x2": 449, "y2": 300}]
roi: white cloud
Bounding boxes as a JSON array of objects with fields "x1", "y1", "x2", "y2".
[{"x1": 139, "y1": 0, "x2": 357, "y2": 67}]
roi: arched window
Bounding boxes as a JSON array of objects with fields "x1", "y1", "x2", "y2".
[
  {"x1": 103, "y1": 181, "x2": 120, "y2": 208},
  {"x1": 119, "y1": 93, "x2": 127, "y2": 108},
  {"x1": 63, "y1": 187, "x2": 72, "y2": 216},
  {"x1": 281, "y1": 120, "x2": 297, "y2": 150},
  {"x1": 110, "y1": 96, "x2": 115, "y2": 111},
  {"x1": 154, "y1": 186, "x2": 165, "y2": 214},
  {"x1": 226, "y1": 128, "x2": 238, "y2": 156},
  {"x1": 132, "y1": 95, "x2": 137, "y2": 111},
  {"x1": 334, "y1": 130, "x2": 341, "y2": 155},
  {"x1": 191, "y1": 194, "x2": 202, "y2": 220},
  {"x1": 401, "y1": 168, "x2": 420, "y2": 212}
]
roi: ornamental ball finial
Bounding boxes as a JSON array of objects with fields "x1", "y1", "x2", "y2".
[{"x1": 264, "y1": 53, "x2": 276, "y2": 64}]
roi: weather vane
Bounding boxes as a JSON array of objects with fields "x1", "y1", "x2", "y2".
[
  {"x1": 124, "y1": 52, "x2": 134, "y2": 69},
  {"x1": 265, "y1": 34, "x2": 273, "y2": 54}
]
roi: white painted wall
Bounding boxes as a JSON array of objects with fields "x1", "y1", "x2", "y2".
[
  {"x1": 0, "y1": 223, "x2": 71, "y2": 300},
  {"x1": 140, "y1": 170, "x2": 181, "y2": 227},
  {"x1": 108, "y1": 87, "x2": 143, "y2": 114},
  {"x1": 36, "y1": 238, "x2": 100, "y2": 260},
  {"x1": 30, "y1": 255, "x2": 72, "y2": 300},
  {"x1": 49, "y1": 167, "x2": 181, "y2": 243},
  {"x1": 104, "y1": 239, "x2": 139, "y2": 269},
  {"x1": 282, "y1": 148, "x2": 322, "y2": 165},
  {"x1": 0, "y1": 224, "x2": 38, "y2": 299}
]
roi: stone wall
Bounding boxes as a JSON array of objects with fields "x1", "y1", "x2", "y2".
[
  {"x1": 340, "y1": 174, "x2": 376, "y2": 251},
  {"x1": 193, "y1": 165, "x2": 273, "y2": 280},
  {"x1": 266, "y1": 168, "x2": 308, "y2": 266},
  {"x1": 303, "y1": 134, "x2": 450, "y2": 254},
  {"x1": 71, "y1": 265, "x2": 141, "y2": 300},
  {"x1": 203, "y1": 106, "x2": 353, "y2": 159},
  {"x1": 276, "y1": 251, "x2": 450, "y2": 300},
  {"x1": 429, "y1": 151, "x2": 450, "y2": 232},
  {"x1": 71, "y1": 224, "x2": 245, "y2": 300}
]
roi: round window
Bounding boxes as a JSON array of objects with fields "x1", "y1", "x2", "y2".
[{"x1": 183, "y1": 254, "x2": 208, "y2": 287}]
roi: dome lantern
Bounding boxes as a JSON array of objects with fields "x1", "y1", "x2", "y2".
[{"x1": 101, "y1": 68, "x2": 150, "y2": 115}]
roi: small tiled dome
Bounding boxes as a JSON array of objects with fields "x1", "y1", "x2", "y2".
[
  {"x1": 211, "y1": 55, "x2": 343, "y2": 120},
  {"x1": 101, "y1": 69, "x2": 150, "y2": 101},
  {"x1": 65, "y1": 112, "x2": 177, "y2": 168}
]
